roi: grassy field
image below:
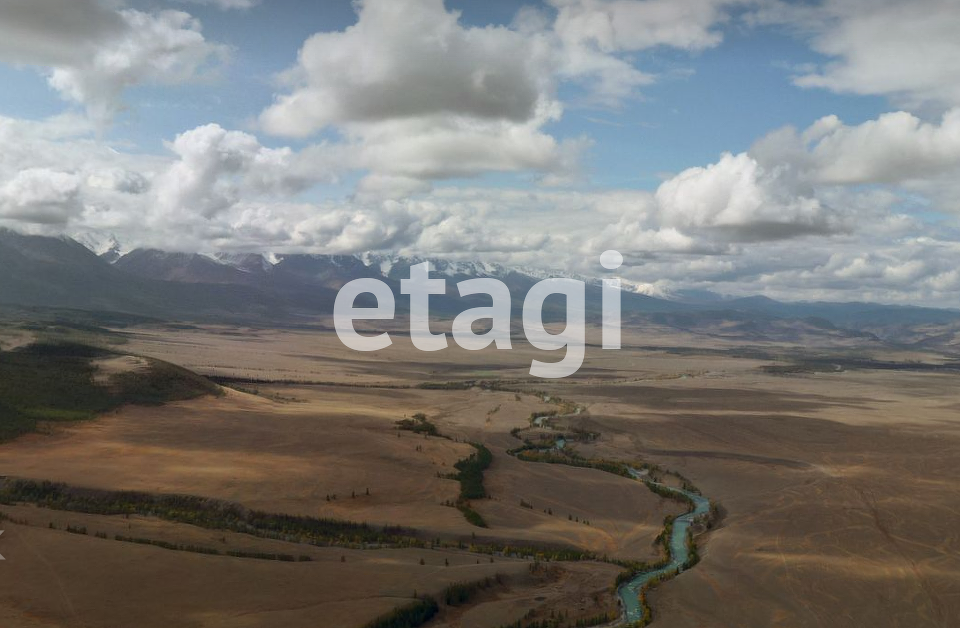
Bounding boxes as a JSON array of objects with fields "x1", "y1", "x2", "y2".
[
  {"x1": 0, "y1": 340, "x2": 220, "y2": 441},
  {"x1": 0, "y1": 322, "x2": 958, "y2": 627}
]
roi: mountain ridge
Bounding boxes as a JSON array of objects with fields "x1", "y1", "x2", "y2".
[{"x1": 2, "y1": 229, "x2": 958, "y2": 351}]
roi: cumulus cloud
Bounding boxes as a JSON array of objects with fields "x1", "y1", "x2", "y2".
[
  {"x1": 748, "y1": 109, "x2": 960, "y2": 212},
  {"x1": 152, "y1": 124, "x2": 325, "y2": 220},
  {"x1": 227, "y1": 201, "x2": 425, "y2": 254},
  {"x1": 654, "y1": 152, "x2": 839, "y2": 241},
  {"x1": 0, "y1": 1, "x2": 228, "y2": 126},
  {"x1": 345, "y1": 113, "x2": 587, "y2": 183},
  {"x1": 550, "y1": 0, "x2": 747, "y2": 52},
  {"x1": 258, "y1": 0, "x2": 583, "y2": 195},
  {"x1": 1, "y1": 112, "x2": 957, "y2": 307},
  {"x1": 2, "y1": 1, "x2": 959, "y2": 308},
  {"x1": 754, "y1": 0, "x2": 960, "y2": 109},
  {"x1": 0, "y1": 0, "x2": 125, "y2": 67},
  {"x1": 546, "y1": 0, "x2": 751, "y2": 106},
  {"x1": 756, "y1": 236, "x2": 960, "y2": 305},
  {"x1": 632, "y1": 106, "x2": 960, "y2": 250},
  {"x1": 0, "y1": 168, "x2": 83, "y2": 225},
  {"x1": 261, "y1": 0, "x2": 552, "y2": 135},
  {"x1": 176, "y1": 0, "x2": 259, "y2": 10},
  {"x1": 0, "y1": 114, "x2": 163, "y2": 234},
  {"x1": 259, "y1": 0, "x2": 746, "y2": 197},
  {"x1": 262, "y1": 0, "x2": 752, "y2": 138},
  {"x1": 48, "y1": 9, "x2": 228, "y2": 126},
  {"x1": 414, "y1": 212, "x2": 550, "y2": 254},
  {"x1": 585, "y1": 221, "x2": 713, "y2": 255},
  {"x1": 86, "y1": 169, "x2": 150, "y2": 195},
  {"x1": 806, "y1": 110, "x2": 960, "y2": 185}
]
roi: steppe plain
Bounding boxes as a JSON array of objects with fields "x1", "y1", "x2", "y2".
[{"x1": 1, "y1": 321, "x2": 958, "y2": 627}]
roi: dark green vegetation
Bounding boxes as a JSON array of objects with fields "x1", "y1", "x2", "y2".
[
  {"x1": 457, "y1": 505, "x2": 487, "y2": 529},
  {"x1": 416, "y1": 381, "x2": 474, "y2": 390},
  {"x1": 643, "y1": 481, "x2": 694, "y2": 510},
  {"x1": 513, "y1": 450, "x2": 634, "y2": 479},
  {"x1": 441, "y1": 574, "x2": 503, "y2": 606},
  {"x1": 0, "y1": 477, "x2": 601, "y2": 567},
  {"x1": 113, "y1": 534, "x2": 310, "y2": 561},
  {"x1": 455, "y1": 444, "x2": 493, "y2": 500},
  {"x1": 0, "y1": 479, "x2": 418, "y2": 548},
  {"x1": 496, "y1": 611, "x2": 596, "y2": 628},
  {"x1": 396, "y1": 413, "x2": 442, "y2": 436},
  {"x1": 210, "y1": 375, "x2": 411, "y2": 389},
  {"x1": 359, "y1": 577, "x2": 505, "y2": 628},
  {"x1": 450, "y1": 443, "x2": 494, "y2": 528},
  {"x1": 362, "y1": 596, "x2": 439, "y2": 628},
  {"x1": 505, "y1": 414, "x2": 719, "y2": 628},
  {"x1": 0, "y1": 341, "x2": 220, "y2": 441},
  {"x1": 762, "y1": 355, "x2": 960, "y2": 374},
  {"x1": 0, "y1": 342, "x2": 113, "y2": 440}
]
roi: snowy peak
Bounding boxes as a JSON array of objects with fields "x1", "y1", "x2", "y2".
[
  {"x1": 71, "y1": 231, "x2": 125, "y2": 263},
  {"x1": 361, "y1": 254, "x2": 512, "y2": 281},
  {"x1": 80, "y1": 238, "x2": 662, "y2": 299},
  {"x1": 212, "y1": 252, "x2": 274, "y2": 274},
  {"x1": 114, "y1": 249, "x2": 260, "y2": 284}
]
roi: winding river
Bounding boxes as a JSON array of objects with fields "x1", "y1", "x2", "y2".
[
  {"x1": 615, "y1": 468, "x2": 712, "y2": 624},
  {"x1": 527, "y1": 424, "x2": 713, "y2": 625}
]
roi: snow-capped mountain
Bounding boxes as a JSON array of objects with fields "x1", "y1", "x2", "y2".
[
  {"x1": 78, "y1": 237, "x2": 665, "y2": 297},
  {"x1": 360, "y1": 253, "x2": 513, "y2": 280},
  {"x1": 212, "y1": 252, "x2": 275, "y2": 274},
  {"x1": 3, "y1": 230, "x2": 959, "y2": 344},
  {"x1": 71, "y1": 230, "x2": 125, "y2": 263},
  {"x1": 358, "y1": 252, "x2": 649, "y2": 292}
]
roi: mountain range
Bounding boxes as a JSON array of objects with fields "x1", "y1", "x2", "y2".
[{"x1": 2, "y1": 228, "x2": 959, "y2": 352}]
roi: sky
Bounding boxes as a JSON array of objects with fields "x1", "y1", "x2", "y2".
[{"x1": 1, "y1": 0, "x2": 959, "y2": 307}]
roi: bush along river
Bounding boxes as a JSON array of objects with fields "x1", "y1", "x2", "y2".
[
  {"x1": 507, "y1": 408, "x2": 717, "y2": 627},
  {"x1": 616, "y1": 468, "x2": 712, "y2": 625}
]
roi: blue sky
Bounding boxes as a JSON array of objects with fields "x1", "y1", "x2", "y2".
[
  {"x1": 0, "y1": 0, "x2": 889, "y2": 181},
  {"x1": 0, "y1": 0, "x2": 959, "y2": 306}
]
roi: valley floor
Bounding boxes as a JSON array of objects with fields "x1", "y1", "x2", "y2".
[{"x1": 1, "y1": 323, "x2": 958, "y2": 627}]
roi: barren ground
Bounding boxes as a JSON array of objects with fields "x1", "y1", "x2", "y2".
[{"x1": 1, "y1": 323, "x2": 958, "y2": 627}]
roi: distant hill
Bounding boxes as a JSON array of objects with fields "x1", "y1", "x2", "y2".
[
  {"x1": 2, "y1": 229, "x2": 959, "y2": 350},
  {"x1": 115, "y1": 249, "x2": 261, "y2": 285},
  {"x1": 0, "y1": 229, "x2": 333, "y2": 321}
]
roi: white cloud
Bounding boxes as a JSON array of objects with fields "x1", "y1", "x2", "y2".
[
  {"x1": 0, "y1": 168, "x2": 83, "y2": 225},
  {"x1": 231, "y1": 201, "x2": 425, "y2": 254},
  {"x1": 261, "y1": 0, "x2": 554, "y2": 136},
  {"x1": 177, "y1": 0, "x2": 259, "y2": 10},
  {"x1": 754, "y1": 0, "x2": 960, "y2": 109},
  {"x1": 353, "y1": 175, "x2": 432, "y2": 203},
  {"x1": 749, "y1": 109, "x2": 960, "y2": 212},
  {"x1": 0, "y1": 0, "x2": 125, "y2": 67},
  {"x1": 807, "y1": 110, "x2": 960, "y2": 185},
  {"x1": 0, "y1": 114, "x2": 163, "y2": 233},
  {"x1": 86, "y1": 168, "x2": 150, "y2": 195},
  {"x1": 585, "y1": 221, "x2": 710, "y2": 255},
  {"x1": 153, "y1": 123, "x2": 323, "y2": 220},
  {"x1": 259, "y1": 0, "x2": 751, "y2": 197},
  {"x1": 1, "y1": 113, "x2": 957, "y2": 307},
  {"x1": 550, "y1": 0, "x2": 746, "y2": 53},
  {"x1": 803, "y1": 237, "x2": 960, "y2": 302},
  {"x1": 344, "y1": 112, "x2": 588, "y2": 182},
  {"x1": 48, "y1": 9, "x2": 228, "y2": 126},
  {"x1": 1, "y1": 2, "x2": 959, "y2": 308},
  {"x1": 0, "y1": 1, "x2": 228, "y2": 126},
  {"x1": 414, "y1": 212, "x2": 550, "y2": 254},
  {"x1": 259, "y1": 0, "x2": 580, "y2": 195},
  {"x1": 654, "y1": 152, "x2": 838, "y2": 240},
  {"x1": 546, "y1": 0, "x2": 753, "y2": 106}
]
